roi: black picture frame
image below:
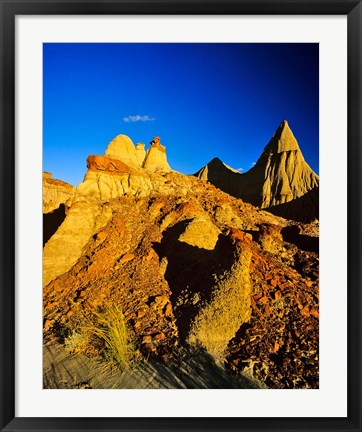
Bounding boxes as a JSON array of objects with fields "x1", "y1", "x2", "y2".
[{"x1": 1, "y1": 1, "x2": 361, "y2": 431}]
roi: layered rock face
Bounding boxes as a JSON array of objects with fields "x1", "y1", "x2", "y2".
[
  {"x1": 195, "y1": 121, "x2": 319, "y2": 222},
  {"x1": 43, "y1": 132, "x2": 319, "y2": 389},
  {"x1": 43, "y1": 172, "x2": 75, "y2": 214}
]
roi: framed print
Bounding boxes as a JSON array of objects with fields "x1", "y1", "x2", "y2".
[{"x1": 1, "y1": 1, "x2": 361, "y2": 431}]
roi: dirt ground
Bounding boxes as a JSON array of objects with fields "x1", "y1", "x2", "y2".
[{"x1": 43, "y1": 344, "x2": 265, "y2": 390}]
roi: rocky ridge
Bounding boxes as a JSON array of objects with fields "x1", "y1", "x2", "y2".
[{"x1": 43, "y1": 132, "x2": 319, "y2": 389}]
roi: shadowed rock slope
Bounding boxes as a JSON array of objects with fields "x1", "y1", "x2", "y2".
[
  {"x1": 195, "y1": 121, "x2": 319, "y2": 222},
  {"x1": 43, "y1": 133, "x2": 319, "y2": 389}
]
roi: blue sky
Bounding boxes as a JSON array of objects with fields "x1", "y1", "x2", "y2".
[{"x1": 43, "y1": 43, "x2": 319, "y2": 186}]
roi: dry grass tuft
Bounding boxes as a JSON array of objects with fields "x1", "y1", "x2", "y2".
[
  {"x1": 89, "y1": 305, "x2": 135, "y2": 368},
  {"x1": 64, "y1": 331, "x2": 90, "y2": 355},
  {"x1": 64, "y1": 305, "x2": 135, "y2": 369}
]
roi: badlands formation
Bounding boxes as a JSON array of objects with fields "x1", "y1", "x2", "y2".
[
  {"x1": 43, "y1": 127, "x2": 319, "y2": 389},
  {"x1": 195, "y1": 121, "x2": 319, "y2": 222}
]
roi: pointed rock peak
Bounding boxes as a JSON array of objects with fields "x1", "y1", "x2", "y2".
[
  {"x1": 208, "y1": 157, "x2": 223, "y2": 165},
  {"x1": 261, "y1": 120, "x2": 300, "y2": 157},
  {"x1": 206, "y1": 157, "x2": 240, "y2": 174}
]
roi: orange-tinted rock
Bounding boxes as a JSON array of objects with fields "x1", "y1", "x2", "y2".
[
  {"x1": 153, "y1": 333, "x2": 166, "y2": 342},
  {"x1": 274, "y1": 290, "x2": 282, "y2": 300},
  {"x1": 164, "y1": 303, "x2": 172, "y2": 317},
  {"x1": 300, "y1": 306, "x2": 310, "y2": 317},
  {"x1": 87, "y1": 155, "x2": 132, "y2": 174},
  {"x1": 229, "y1": 228, "x2": 250, "y2": 243},
  {"x1": 137, "y1": 310, "x2": 147, "y2": 318},
  {"x1": 119, "y1": 253, "x2": 135, "y2": 264},
  {"x1": 44, "y1": 319, "x2": 52, "y2": 330},
  {"x1": 95, "y1": 231, "x2": 107, "y2": 242},
  {"x1": 310, "y1": 307, "x2": 319, "y2": 319},
  {"x1": 258, "y1": 296, "x2": 269, "y2": 305}
]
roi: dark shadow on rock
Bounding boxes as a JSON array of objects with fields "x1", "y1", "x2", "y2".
[
  {"x1": 281, "y1": 225, "x2": 319, "y2": 253},
  {"x1": 293, "y1": 250, "x2": 319, "y2": 281},
  {"x1": 43, "y1": 204, "x2": 66, "y2": 247},
  {"x1": 153, "y1": 220, "x2": 236, "y2": 343},
  {"x1": 244, "y1": 229, "x2": 261, "y2": 242},
  {"x1": 266, "y1": 187, "x2": 319, "y2": 223}
]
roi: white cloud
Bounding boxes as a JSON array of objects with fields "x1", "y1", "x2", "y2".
[
  {"x1": 250, "y1": 162, "x2": 256, "y2": 167},
  {"x1": 123, "y1": 115, "x2": 155, "y2": 123},
  {"x1": 237, "y1": 167, "x2": 244, "y2": 173}
]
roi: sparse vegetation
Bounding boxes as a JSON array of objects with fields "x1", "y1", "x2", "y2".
[
  {"x1": 64, "y1": 305, "x2": 135, "y2": 369},
  {"x1": 64, "y1": 331, "x2": 90, "y2": 355},
  {"x1": 88, "y1": 305, "x2": 135, "y2": 368}
]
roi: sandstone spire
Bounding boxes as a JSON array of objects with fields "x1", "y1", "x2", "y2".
[{"x1": 143, "y1": 136, "x2": 171, "y2": 172}]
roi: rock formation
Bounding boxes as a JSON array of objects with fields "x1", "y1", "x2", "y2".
[
  {"x1": 43, "y1": 132, "x2": 319, "y2": 389},
  {"x1": 135, "y1": 143, "x2": 146, "y2": 166},
  {"x1": 104, "y1": 134, "x2": 171, "y2": 172},
  {"x1": 195, "y1": 121, "x2": 319, "y2": 222},
  {"x1": 143, "y1": 136, "x2": 171, "y2": 172},
  {"x1": 43, "y1": 172, "x2": 75, "y2": 214},
  {"x1": 44, "y1": 135, "x2": 189, "y2": 286}
]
